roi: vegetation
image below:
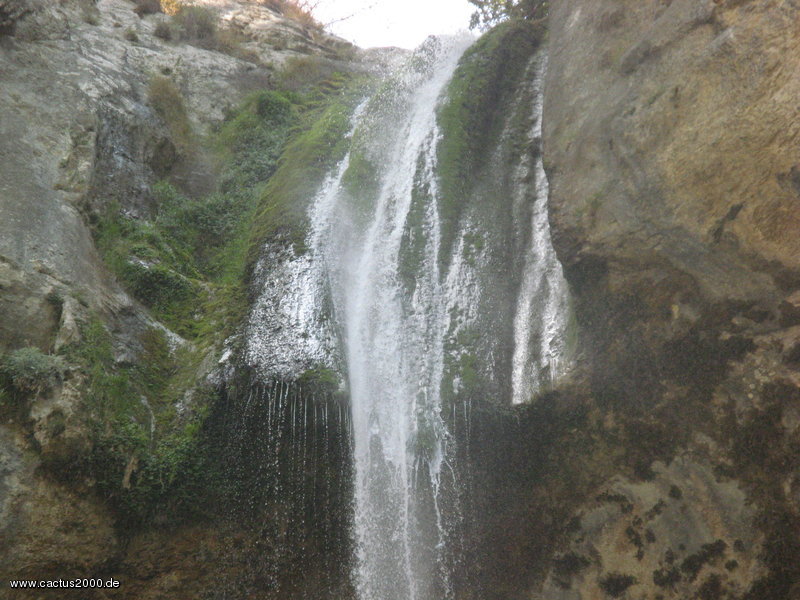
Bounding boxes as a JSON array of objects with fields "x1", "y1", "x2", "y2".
[
  {"x1": 1, "y1": 347, "x2": 65, "y2": 394},
  {"x1": 84, "y1": 75, "x2": 363, "y2": 526},
  {"x1": 147, "y1": 76, "x2": 193, "y2": 153},
  {"x1": 97, "y1": 89, "x2": 300, "y2": 338},
  {"x1": 133, "y1": 0, "x2": 162, "y2": 17},
  {"x1": 468, "y1": 0, "x2": 549, "y2": 29},
  {"x1": 50, "y1": 317, "x2": 218, "y2": 528},
  {"x1": 258, "y1": 0, "x2": 322, "y2": 29},
  {"x1": 436, "y1": 19, "x2": 544, "y2": 263},
  {"x1": 248, "y1": 74, "x2": 368, "y2": 256}
]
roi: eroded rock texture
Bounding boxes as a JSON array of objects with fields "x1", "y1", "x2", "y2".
[
  {"x1": 531, "y1": 1, "x2": 800, "y2": 598},
  {"x1": 0, "y1": 1, "x2": 356, "y2": 596}
]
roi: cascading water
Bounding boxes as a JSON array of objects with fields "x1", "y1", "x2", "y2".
[
  {"x1": 323, "y1": 37, "x2": 474, "y2": 600},
  {"x1": 510, "y1": 55, "x2": 572, "y2": 404},
  {"x1": 247, "y1": 31, "x2": 572, "y2": 600}
]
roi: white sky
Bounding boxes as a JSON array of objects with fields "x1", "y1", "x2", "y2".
[{"x1": 313, "y1": 0, "x2": 475, "y2": 49}]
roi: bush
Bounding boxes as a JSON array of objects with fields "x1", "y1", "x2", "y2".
[
  {"x1": 153, "y1": 20, "x2": 173, "y2": 41},
  {"x1": 260, "y1": 0, "x2": 321, "y2": 29},
  {"x1": 468, "y1": 0, "x2": 549, "y2": 29},
  {"x1": 2, "y1": 348, "x2": 66, "y2": 394},
  {"x1": 124, "y1": 27, "x2": 139, "y2": 42},
  {"x1": 278, "y1": 55, "x2": 340, "y2": 92},
  {"x1": 173, "y1": 5, "x2": 216, "y2": 45},
  {"x1": 160, "y1": 0, "x2": 182, "y2": 16},
  {"x1": 133, "y1": 0, "x2": 162, "y2": 17},
  {"x1": 147, "y1": 76, "x2": 193, "y2": 151}
]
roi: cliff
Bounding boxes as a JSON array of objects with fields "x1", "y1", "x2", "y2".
[
  {"x1": 0, "y1": 0, "x2": 359, "y2": 596},
  {"x1": 531, "y1": 0, "x2": 800, "y2": 598},
  {"x1": 2, "y1": 0, "x2": 800, "y2": 598}
]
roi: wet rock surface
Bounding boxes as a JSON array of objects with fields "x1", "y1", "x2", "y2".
[
  {"x1": 0, "y1": 1, "x2": 358, "y2": 595},
  {"x1": 527, "y1": 1, "x2": 800, "y2": 598}
]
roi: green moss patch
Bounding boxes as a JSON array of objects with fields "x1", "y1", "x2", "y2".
[
  {"x1": 248, "y1": 78, "x2": 370, "y2": 257},
  {"x1": 436, "y1": 19, "x2": 544, "y2": 262}
]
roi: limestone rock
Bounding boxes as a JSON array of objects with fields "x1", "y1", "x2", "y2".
[
  {"x1": 541, "y1": 457, "x2": 764, "y2": 599},
  {"x1": 0, "y1": 425, "x2": 118, "y2": 580},
  {"x1": 544, "y1": 0, "x2": 800, "y2": 309}
]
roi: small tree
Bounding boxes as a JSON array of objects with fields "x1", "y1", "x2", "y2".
[{"x1": 468, "y1": 0, "x2": 549, "y2": 30}]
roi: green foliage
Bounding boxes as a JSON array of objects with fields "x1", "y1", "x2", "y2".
[
  {"x1": 249, "y1": 82, "x2": 365, "y2": 257},
  {"x1": 94, "y1": 208, "x2": 200, "y2": 335},
  {"x1": 90, "y1": 406, "x2": 216, "y2": 528},
  {"x1": 59, "y1": 316, "x2": 218, "y2": 528},
  {"x1": 148, "y1": 76, "x2": 193, "y2": 152},
  {"x1": 96, "y1": 89, "x2": 299, "y2": 337},
  {"x1": 278, "y1": 56, "x2": 344, "y2": 93},
  {"x1": 215, "y1": 91, "x2": 294, "y2": 192},
  {"x1": 436, "y1": 19, "x2": 543, "y2": 264},
  {"x1": 468, "y1": 0, "x2": 549, "y2": 29},
  {"x1": 85, "y1": 75, "x2": 371, "y2": 529},
  {"x1": 2, "y1": 348, "x2": 65, "y2": 394},
  {"x1": 297, "y1": 367, "x2": 340, "y2": 393}
]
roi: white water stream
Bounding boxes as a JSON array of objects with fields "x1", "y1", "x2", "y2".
[
  {"x1": 510, "y1": 55, "x2": 572, "y2": 404},
  {"x1": 249, "y1": 36, "x2": 571, "y2": 600}
]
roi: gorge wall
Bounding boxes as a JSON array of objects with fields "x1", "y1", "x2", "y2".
[
  {"x1": 1, "y1": 0, "x2": 800, "y2": 599},
  {"x1": 525, "y1": 0, "x2": 800, "y2": 598}
]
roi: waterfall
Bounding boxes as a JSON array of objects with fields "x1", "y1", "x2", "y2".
[
  {"x1": 314, "y1": 36, "x2": 473, "y2": 600},
  {"x1": 248, "y1": 33, "x2": 572, "y2": 600},
  {"x1": 510, "y1": 55, "x2": 572, "y2": 404}
]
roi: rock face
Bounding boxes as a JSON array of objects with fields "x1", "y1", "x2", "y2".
[
  {"x1": 545, "y1": 0, "x2": 799, "y2": 305},
  {"x1": 541, "y1": 458, "x2": 764, "y2": 599},
  {"x1": 0, "y1": 0, "x2": 357, "y2": 594},
  {"x1": 533, "y1": 1, "x2": 800, "y2": 598}
]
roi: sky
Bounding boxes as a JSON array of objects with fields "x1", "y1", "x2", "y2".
[{"x1": 312, "y1": 0, "x2": 476, "y2": 49}]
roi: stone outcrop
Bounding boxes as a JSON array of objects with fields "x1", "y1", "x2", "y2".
[
  {"x1": 536, "y1": 1, "x2": 800, "y2": 598},
  {"x1": 0, "y1": 0, "x2": 357, "y2": 593}
]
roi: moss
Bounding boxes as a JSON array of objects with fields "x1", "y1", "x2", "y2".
[
  {"x1": 58, "y1": 316, "x2": 220, "y2": 529},
  {"x1": 95, "y1": 88, "x2": 302, "y2": 338},
  {"x1": 215, "y1": 91, "x2": 295, "y2": 193},
  {"x1": 436, "y1": 19, "x2": 544, "y2": 263},
  {"x1": 278, "y1": 55, "x2": 345, "y2": 92},
  {"x1": 397, "y1": 173, "x2": 431, "y2": 293},
  {"x1": 340, "y1": 148, "x2": 381, "y2": 215},
  {"x1": 297, "y1": 366, "x2": 340, "y2": 394},
  {"x1": 249, "y1": 82, "x2": 367, "y2": 257}
]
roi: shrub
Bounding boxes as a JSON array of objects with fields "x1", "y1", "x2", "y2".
[
  {"x1": 160, "y1": 0, "x2": 182, "y2": 16},
  {"x1": 2, "y1": 348, "x2": 66, "y2": 394},
  {"x1": 173, "y1": 5, "x2": 216, "y2": 45},
  {"x1": 147, "y1": 76, "x2": 193, "y2": 151},
  {"x1": 259, "y1": 0, "x2": 321, "y2": 29},
  {"x1": 278, "y1": 55, "x2": 340, "y2": 92},
  {"x1": 133, "y1": 0, "x2": 162, "y2": 17},
  {"x1": 468, "y1": 0, "x2": 549, "y2": 29},
  {"x1": 124, "y1": 27, "x2": 139, "y2": 42},
  {"x1": 153, "y1": 20, "x2": 173, "y2": 41}
]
